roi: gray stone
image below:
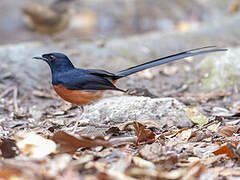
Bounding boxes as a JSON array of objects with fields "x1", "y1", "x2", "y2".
[
  {"x1": 80, "y1": 96, "x2": 193, "y2": 128},
  {"x1": 197, "y1": 48, "x2": 240, "y2": 90}
]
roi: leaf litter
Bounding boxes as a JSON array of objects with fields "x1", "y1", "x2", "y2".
[{"x1": 0, "y1": 86, "x2": 240, "y2": 180}]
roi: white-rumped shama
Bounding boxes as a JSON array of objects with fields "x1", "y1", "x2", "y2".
[{"x1": 34, "y1": 46, "x2": 227, "y2": 108}]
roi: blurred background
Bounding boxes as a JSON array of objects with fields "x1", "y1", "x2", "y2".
[{"x1": 0, "y1": 0, "x2": 239, "y2": 44}]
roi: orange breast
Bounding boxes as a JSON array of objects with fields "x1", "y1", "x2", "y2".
[{"x1": 53, "y1": 84, "x2": 103, "y2": 106}]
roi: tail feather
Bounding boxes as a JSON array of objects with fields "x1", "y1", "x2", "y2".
[{"x1": 115, "y1": 46, "x2": 227, "y2": 78}]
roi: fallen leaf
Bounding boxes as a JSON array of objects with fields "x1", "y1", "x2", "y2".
[
  {"x1": 117, "y1": 120, "x2": 161, "y2": 131},
  {"x1": 201, "y1": 155, "x2": 225, "y2": 166},
  {"x1": 182, "y1": 161, "x2": 206, "y2": 180},
  {"x1": 210, "y1": 167, "x2": 240, "y2": 177},
  {"x1": 56, "y1": 167, "x2": 80, "y2": 180},
  {"x1": 177, "y1": 129, "x2": 192, "y2": 141},
  {"x1": 139, "y1": 143, "x2": 162, "y2": 162},
  {"x1": 213, "y1": 144, "x2": 236, "y2": 158},
  {"x1": 0, "y1": 138, "x2": 19, "y2": 158},
  {"x1": 207, "y1": 122, "x2": 221, "y2": 132},
  {"x1": 133, "y1": 121, "x2": 156, "y2": 145},
  {"x1": 188, "y1": 129, "x2": 212, "y2": 142},
  {"x1": 0, "y1": 168, "x2": 22, "y2": 179},
  {"x1": 212, "y1": 107, "x2": 235, "y2": 117},
  {"x1": 218, "y1": 125, "x2": 239, "y2": 137},
  {"x1": 185, "y1": 107, "x2": 208, "y2": 125},
  {"x1": 126, "y1": 168, "x2": 158, "y2": 179},
  {"x1": 218, "y1": 168, "x2": 240, "y2": 176},
  {"x1": 98, "y1": 172, "x2": 115, "y2": 180},
  {"x1": 51, "y1": 131, "x2": 111, "y2": 154},
  {"x1": 105, "y1": 127, "x2": 121, "y2": 136},
  {"x1": 187, "y1": 157, "x2": 201, "y2": 163},
  {"x1": 15, "y1": 132, "x2": 56, "y2": 158},
  {"x1": 59, "y1": 102, "x2": 76, "y2": 112},
  {"x1": 225, "y1": 119, "x2": 240, "y2": 126},
  {"x1": 45, "y1": 154, "x2": 72, "y2": 177},
  {"x1": 132, "y1": 157, "x2": 155, "y2": 169}
]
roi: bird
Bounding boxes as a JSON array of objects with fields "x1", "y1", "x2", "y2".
[
  {"x1": 22, "y1": 0, "x2": 73, "y2": 34},
  {"x1": 33, "y1": 46, "x2": 227, "y2": 124}
]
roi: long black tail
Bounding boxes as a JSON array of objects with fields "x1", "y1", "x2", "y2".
[{"x1": 115, "y1": 46, "x2": 227, "y2": 78}]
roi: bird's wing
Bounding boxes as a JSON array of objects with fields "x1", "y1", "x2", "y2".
[
  {"x1": 58, "y1": 72, "x2": 124, "y2": 92},
  {"x1": 88, "y1": 69, "x2": 123, "y2": 80}
]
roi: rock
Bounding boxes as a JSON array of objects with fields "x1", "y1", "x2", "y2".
[
  {"x1": 80, "y1": 96, "x2": 192, "y2": 128},
  {"x1": 197, "y1": 48, "x2": 240, "y2": 90}
]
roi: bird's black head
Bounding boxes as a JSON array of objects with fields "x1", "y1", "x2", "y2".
[{"x1": 34, "y1": 53, "x2": 74, "y2": 73}]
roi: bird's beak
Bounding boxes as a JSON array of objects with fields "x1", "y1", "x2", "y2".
[{"x1": 33, "y1": 56, "x2": 48, "y2": 61}]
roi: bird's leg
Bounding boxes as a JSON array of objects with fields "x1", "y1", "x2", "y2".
[{"x1": 73, "y1": 106, "x2": 84, "y2": 133}]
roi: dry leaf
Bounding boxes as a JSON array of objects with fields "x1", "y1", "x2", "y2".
[
  {"x1": 207, "y1": 122, "x2": 221, "y2": 132},
  {"x1": 132, "y1": 157, "x2": 155, "y2": 169},
  {"x1": 51, "y1": 131, "x2": 111, "y2": 154},
  {"x1": 218, "y1": 168, "x2": 240, "y2": 176},
  {"x1": 139, "y1": 143, "x2": 162, "y2": 162},
  {"x1": 15, "y1": 132, "x2": 56, "y2": 158},
  {"x1": 133, "y1": 121, "x2": 156, "y2": 145},
  {"x1": 201, "y1": 155, "x2": 224, "y2": 166},
  {"x1": 0, "y1": 138, "x2": 19, "y2": 158},
  {"x1": 218, "y1": 126, "x2": 239, "y2": 137},
  {"x1": 126, "y1": 168, "x2": 158, "y2": 178},
  {"x1": 177, "y1": 129, "x2": 192, "y2": 141},
  {"x1": 45, "y1": 154, "x2": 72, "y2": 177},
  {"x1": 56, "y1": 167, "x2": 80, "y2": 180},
  {"x1": 210, "y1": 167, "x2": 240, "y2": 177},
  {"x1": 212, "y1": 107, "x2": 235, "y2": 117},
  {"x1": 185, "y1": 107, "x2": 208, "y2": 125},
  {"x1": 59, "y1": 102, "x2": 76, "y2": 112},
  {"x1": 182, "y1": 161, "x2": 206, "y2": 180},
  {"x1": 213, "y1": 144, "x2": 236, "y2": 158},
  {"x1": 0, "y1": 168, "x2": 22, "y2": 179}
]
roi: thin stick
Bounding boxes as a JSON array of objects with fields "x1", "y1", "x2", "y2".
[
  {"x1": 109, "y1": 136, "x2": 137, "y2": 146},
  {"x1": 0, "y1": 86, "x2": 13, "y2": 99},
  {"x1": 13, "y1": 86, "x2": 19, "y2": 113}
]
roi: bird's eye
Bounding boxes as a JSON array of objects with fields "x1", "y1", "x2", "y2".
[{"x1": 49, "y1": 55, "x2": 56, "y2": 61}]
